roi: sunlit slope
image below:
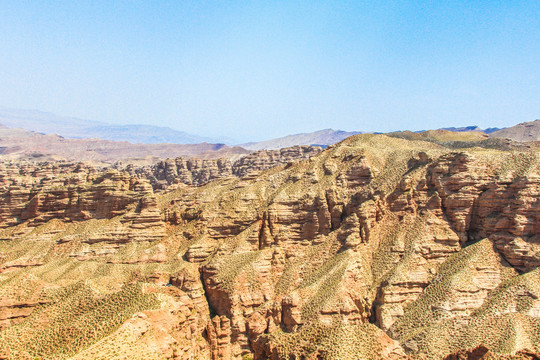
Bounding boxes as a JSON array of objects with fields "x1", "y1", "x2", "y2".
[{"x1": 0, "y1": 133, "x2": 537, "y2": 359}]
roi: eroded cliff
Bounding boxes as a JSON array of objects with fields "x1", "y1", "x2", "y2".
[{"x1": 0, "y1": 133, "x2": 538, "y2": 359}]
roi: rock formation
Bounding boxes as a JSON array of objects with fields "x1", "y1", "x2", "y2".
[
  {"x1": 120, "y1": 145, "x2": 322, "y2": 189},
  {"x1": 0, "y1": 133, "x2": 538, "y2": 359}
]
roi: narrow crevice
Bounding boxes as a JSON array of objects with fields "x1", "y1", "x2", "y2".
[
  {"x1": 257, "y1": 213, "x2": 266, "y2": 250},
  {"x1": 324, "y1": 190, "x2": 335, "y2": 231},
  {"x1": 368, "y1": 300, "x2": 378, "y2": 325},
  {"x1": 199, "y1": 267, "x2": 218, "y2": 318},
  {"x1": 267, "y1": 211, "x2": 276, "y2": 239},
  {"x1": 369, "y1": 286, "x2": 383, "y2": 327}
]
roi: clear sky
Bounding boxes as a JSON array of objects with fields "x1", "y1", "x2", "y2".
[{"x1": 1, "y1": 1, "x2": 539, "y2": 142}]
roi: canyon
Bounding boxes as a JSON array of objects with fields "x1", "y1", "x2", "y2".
[{"x1": 0, "y1": 132, "x2": 538, "y2": 359}]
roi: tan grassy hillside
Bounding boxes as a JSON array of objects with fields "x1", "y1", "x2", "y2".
[{"x1": 0, "y1": 133, "x2": 538, "y2": 359}]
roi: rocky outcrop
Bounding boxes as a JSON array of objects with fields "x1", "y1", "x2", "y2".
[
  {"x1": 0, "y1": 161, "x2": 167, "y2": 268},
  {"x1": 169, "y1": 135, "x2": 539, "y2": 359},
  {"x1": 231, "y1": 145, "x2": 322, "y2": 178},
  {"x1": 0, "y1": 162, "x2": 161, "y2": 227},
  {"x1": 0, "y1": 134, "x2": 538, "y2": 359},
  {"x1": 121, "y1": 145, "x2": 322, "y2": 189},
  {"x1": 126, "y1": 158, "x2": 234, "y2": 189},
  {"x1": 426, "y1": 153, "x2": 540, "y2": 272}
]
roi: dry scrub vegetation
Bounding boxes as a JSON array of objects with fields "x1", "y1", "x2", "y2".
[{"x1": 0, "y1": 132, "x2": 538, "y2": 359}]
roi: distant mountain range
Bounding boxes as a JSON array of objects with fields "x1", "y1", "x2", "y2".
[
  {"x1": 241, "y1": 125, "x2": 511, "y2": 150},
  {"x1": 0, "y1": 108, "x2": 226, "y2": 145},
  {"x1": 240, "y1": 129, "x2": 363, "y2": 150},
  {"x1": 0, "y1": 124, "x2": 248, "y2": 164},
  {"x1": 2, "y1": 107, "x2": 538, "y2": 153},
  {"x1": 439, "y1": 126, "x2": 501, "y2": 134}
]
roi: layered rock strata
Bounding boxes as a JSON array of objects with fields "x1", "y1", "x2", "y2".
[
  {"x1": 121, "y1": 145, "x2": 322, "y2": 189},
  {"x1": 0, "y1": 133, "x2": 538, "y2": 359}
]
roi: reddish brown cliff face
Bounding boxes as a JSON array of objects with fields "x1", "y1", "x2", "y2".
[
  {"x1": 0, "y1": 134, "x2": 538, "y2": 359},
  {"x1": 119, "y1": 145, "x2": 322, "y2": 189}
]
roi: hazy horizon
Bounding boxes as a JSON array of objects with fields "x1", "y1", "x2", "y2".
[{"x1": 1, "y1": 1, "x2": 539, "y2": 142}]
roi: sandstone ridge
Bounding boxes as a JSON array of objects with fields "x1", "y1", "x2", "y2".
[
  {"x1": 0, "y1": 133, "x2": 538, "y2": 359},
  {"x1": 119, "y1": 145, "x2": 322, "y2": 189}
]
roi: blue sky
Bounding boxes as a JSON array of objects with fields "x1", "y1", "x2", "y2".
[{"x1": 1, "y1": 1, "x2": 539, "y2": 142}]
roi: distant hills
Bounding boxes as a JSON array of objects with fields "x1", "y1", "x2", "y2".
[
  {"x1": 73, "y1": 124, "x2": 219, "y2": 144},
  {"x1": 0, "y1": 124, "x2": 248, "y2": 164},
  {"x1": 240, "y1": 125, "x2": 513, "y2": 151},
  {"x1": 240, "y1": 129, "x2": 362, "y2": 150},
  {"x1": 440, "y1": 125, "x2": 501, "y2": 134},
  {"x1": 490, "y1": 119, "x2": 540, "y2": 142},
  {"x1": 2, "y1": 107, "x2": 539, "y2": 153},
  {"x1": 0, "y1": 108, "x2": 224, "y2": 145}
]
